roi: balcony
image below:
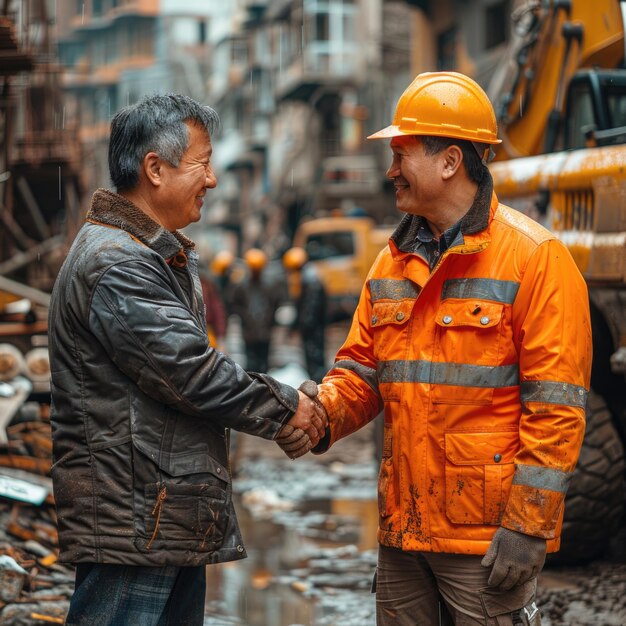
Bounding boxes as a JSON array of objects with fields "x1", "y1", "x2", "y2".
[
  {"x1": 276, "y1": 44, "x2": 360, "y2": 102},
  {"x1": 320, "y1": 155, "x2": 381, "y2": 198},
  {"x1": 0, "y1": 17, "x2": 33, "y2": 75},
  {"x1": 12, "y1": 130, "x2": 82, "y2": 169}
]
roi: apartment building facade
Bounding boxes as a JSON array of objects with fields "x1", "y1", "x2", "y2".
[
  {"x1": 204, "y1": 0, "x2": 512, "y2": 257},
  {"x1": 50, "y1": 0, "x2": 511, "y2": 259},
  {"x1": 55, "y1": 0, "x2": 215, "y2": 194}
]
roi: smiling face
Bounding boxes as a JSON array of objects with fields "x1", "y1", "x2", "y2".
[
  {"x1": 386, "y1": 135, "x2": 443, "y2": 216},
  {"x1": 156, "y1": 122, "x2": 217, "y2": 231}
]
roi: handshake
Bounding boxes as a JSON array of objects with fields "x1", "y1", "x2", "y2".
[{"x1": 275, "y1": 380, "x2": 328, "y2": 459}]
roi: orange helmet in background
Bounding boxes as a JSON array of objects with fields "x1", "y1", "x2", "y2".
[
  {"x1": 282, "y1": 246, "x2": 308, "y2": 271},
  {"x1": 244, "y1": 248, "x2": 267, "y2": 273},
  {"x1": 211, "y1": 250, "x2": 234, "y2": 276},
  {"x1": 367, "y1": 71, "x2": 501, "y2": 147}
]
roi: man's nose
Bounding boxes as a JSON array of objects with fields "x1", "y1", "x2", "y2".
[{"x1": 206, "y1": 169, "x2": 217, "y2": 188}]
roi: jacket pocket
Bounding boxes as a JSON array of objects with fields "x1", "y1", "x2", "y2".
[
  {"x1": 444, "y1": 431, "x2": 518, "y2": 525},
  {"x1": 479, "y1": 579, "x2": 539, "y2": 623},
  {"x1": 142, "y1": 481, "x2": 228, "y2": 550},
  {"x1": 132, "y1": 432, "x2": 231, "y2": 482},
  {"x1": 432, "y1": 300, "x2": 506, "y2": 406}
]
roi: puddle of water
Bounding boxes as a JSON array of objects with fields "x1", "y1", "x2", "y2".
[{"x1": 204, "y1": 494, "x2": 378, "y2": 625}]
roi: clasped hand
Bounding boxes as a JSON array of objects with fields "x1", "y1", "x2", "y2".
[{"x1": 275, "y1": 380, "x2": 328, "y2": 459}]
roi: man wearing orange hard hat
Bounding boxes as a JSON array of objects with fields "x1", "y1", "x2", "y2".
[
  {"x1": 230, "y1": 248, "x2": 284, "y2": 374},
  {"x1": 309, "y1": 72, "x2": 591, "y2": 624}
]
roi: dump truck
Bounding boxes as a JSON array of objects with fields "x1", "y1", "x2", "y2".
[{"x1": 488, "y1": 0, "x2": 626, "y2": 562}]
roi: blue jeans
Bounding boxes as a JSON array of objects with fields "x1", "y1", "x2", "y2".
[{"x1": 65, "y1": 563, "x2": 206, "y2": 626}]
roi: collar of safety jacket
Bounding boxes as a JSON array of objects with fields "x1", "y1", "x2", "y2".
[
  {"x1": 390, "y1": 170, "x2": 497, "y2": 258},
  {"x1": 86, "y1": 188, "x2": 195, "y2": 261}
]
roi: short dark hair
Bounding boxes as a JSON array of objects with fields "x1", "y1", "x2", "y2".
[
  {"x1": 421, "y1": 136, "x2": 487, "y2": 184},
  {"x1": 108, "y1": 94, "x2": 220, "y2": 191}
]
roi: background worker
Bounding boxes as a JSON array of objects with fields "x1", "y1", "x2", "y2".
[
  {"x1": 48, "y1": 93, "x2": 325, "y2": 626},
  {"x1": 230, "y1": 248, "x2": 284, "y2": 373},
  {"x1": 210, "y1": 249, "x2": 235, "y2": 301},
  {"x1": 282, "y1": 246, "x2": 328, "y2": 383},
  {"x1": 311, "y1": 72, "x2": 592, "y2": 625}
]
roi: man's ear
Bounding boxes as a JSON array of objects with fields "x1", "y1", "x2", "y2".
[
  {"x1": 441, "y1": 145, "x2": 463, "y2": 180},
  {"x1": 143, "y1": 152, "x2": 162, "y2": 187}
]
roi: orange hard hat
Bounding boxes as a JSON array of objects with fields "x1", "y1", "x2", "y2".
[
  {"x1": 211, "y1": 250, "x2": 234, "y2": 275},
  {"x1": 282, "y1": 246, "x2": 308, "y2": 271},
  {"x1": 244, "y1": 248, "x2": 267, "y2": 272},
  {"x1": 368, "y1": 71, "x2": 501, "y2": 146}
]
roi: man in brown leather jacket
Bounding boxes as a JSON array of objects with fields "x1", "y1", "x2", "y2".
[{"x1": 48, "y1": 94, "x2": 325, "y2": 625}]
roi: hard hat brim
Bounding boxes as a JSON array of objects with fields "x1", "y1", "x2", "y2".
[
  {"x1": 367, "y1": 125, "x2": 404, "y2": 140},
  {"x1": 367, "y1": 123, "x2": 503, "y2": 144}
]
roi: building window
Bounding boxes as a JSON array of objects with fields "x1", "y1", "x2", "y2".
[
  {"x1": 485, "y1": 1, "x2": 510, "y2": 49},
  {"x1": 303, "y1": 0, "x2": 357, "y2": 75}
]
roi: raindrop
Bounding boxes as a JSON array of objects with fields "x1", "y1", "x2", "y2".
[
  {"x1": 279, "y1": 24, "x2": 283, "y2": 77},
  {"x1": 81, "y1": 3, "x2": 85, "y2": 25}
]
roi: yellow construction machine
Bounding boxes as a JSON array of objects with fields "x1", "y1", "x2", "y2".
[
  {"x1": 292, "y1": 215, "x2": 395, "y2": 322},
  {"x1": 488, "y1": 0, "x2": 626, "y2": 562}
]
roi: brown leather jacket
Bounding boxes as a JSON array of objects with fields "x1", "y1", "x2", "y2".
[{"x1": 49, "y1": 189, "x2": 298, "y2": 566}]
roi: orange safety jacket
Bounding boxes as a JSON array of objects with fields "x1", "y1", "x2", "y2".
[{"x1": 315, "y1": 179, "x2": 592, "y2": 555}]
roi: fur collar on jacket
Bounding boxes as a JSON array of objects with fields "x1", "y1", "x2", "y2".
[
  {"x1": 86, "y1": 188, "x2": 195, "y2": 261},
  {"x1": 391, "y1": 170, "x2": 494, "y2": 253}
]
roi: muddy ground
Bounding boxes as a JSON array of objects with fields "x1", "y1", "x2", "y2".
[{"x1": 202, "y1": 418, "x2": 626, "y2": 626}]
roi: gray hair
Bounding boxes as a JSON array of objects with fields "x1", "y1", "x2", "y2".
[{"x1": 108, "y1": 93, "x2": 220, "y2": 191}]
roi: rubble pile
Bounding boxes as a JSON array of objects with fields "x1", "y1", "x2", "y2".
[{"x1": 0, "y1": 384, "x2": 72, "y2": 625}]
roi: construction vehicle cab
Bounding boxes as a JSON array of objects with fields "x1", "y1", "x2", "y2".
[
  {"x1": 563, "y1": 69, "x2": 626, "y2": 150},
  {"x1": 488, "y1": 0, "x2": 626, "y2": 564}
]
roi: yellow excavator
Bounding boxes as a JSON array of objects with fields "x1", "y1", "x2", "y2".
[{"x1": 488, "y1": 0, "x2": 626, "y2": 562}]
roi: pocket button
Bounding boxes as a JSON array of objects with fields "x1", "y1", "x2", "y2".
[
  {"x1": 480, "y1": 316, "x2": 490, "y2": 325},
  {"x1": 442, "y1": 315, "x2": 453, "y2": 324},
  {"x1": 493, "y1": 453, "x2": 502, "y2": 463}
]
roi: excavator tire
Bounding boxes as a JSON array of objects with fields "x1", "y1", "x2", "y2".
[{"x1": 550, "y1": 390, "x2": 625, "y2": 565}]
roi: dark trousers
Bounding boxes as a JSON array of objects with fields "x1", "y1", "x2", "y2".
[
  {"x1": 65, "y1": 563, "x2": 206, "y2": 626},
  {"x1": 375, "y1": 545, "x2": 541, "y2": 625}
]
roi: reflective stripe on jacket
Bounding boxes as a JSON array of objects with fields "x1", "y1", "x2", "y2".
[{"x1": 316, "y1": 183, "x2": 591, "y2": 555}]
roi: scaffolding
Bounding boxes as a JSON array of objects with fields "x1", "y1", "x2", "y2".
[{"x1": 0, "y1": 0, "x2": 84, "y2": 294}]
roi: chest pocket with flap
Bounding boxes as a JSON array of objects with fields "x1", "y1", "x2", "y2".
[{"x1": 432, "y1": 299, "x2": 507, "y2": 405}]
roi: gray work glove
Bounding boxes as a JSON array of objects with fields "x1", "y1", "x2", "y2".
[
  {"x1": 275, "y1": 380, "x2": 326, "y2": 459},
  {"x1": 481, "y1": 527, "x2": 547, "y2": 590}
]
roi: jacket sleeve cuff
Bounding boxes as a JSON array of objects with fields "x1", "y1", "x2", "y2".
[
  {"x1": 249, "y1": 373, "x2": 299, "y2": 413},
  {"x1": 501, "y1": 484, "x2": 565, "y2": 539}
]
